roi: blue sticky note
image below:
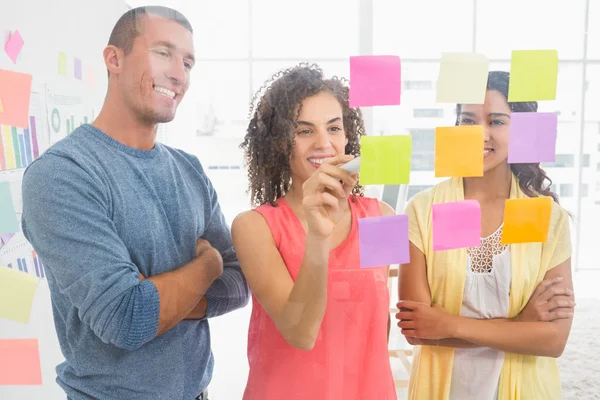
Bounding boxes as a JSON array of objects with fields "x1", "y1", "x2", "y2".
[{"x1": 0, "y1": 182, "x2": 18, "y2": 234}]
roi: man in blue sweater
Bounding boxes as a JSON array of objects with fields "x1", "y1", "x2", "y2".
[{"x1": 21, "y1": 6, "x2": 249, "y2": 400}]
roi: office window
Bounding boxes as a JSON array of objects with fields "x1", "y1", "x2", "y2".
[
  {"x1": 407, "y1": 185, "x2": 433, "y2": 200},
  {"x1": 404, "y1": 80, "x2": 434, "y2": 90},
  {"x1": 414, "y1": 109, "x2": 444, "y2": 118},
  {"x1": 583, "y1": 154, "x2": 590, "y2": 167},
  {"x1": 560, "y1": 184, "x2": 574, "y2": 197},
  {"x1": 194, "y1": 62, "x2": 250, "y2": 138},
  {"x1": 476, "y1": 0, "x2": 586, "y2": 58},
  {"x1": 251, "y1": 0, "x2": 359, "y2": 58},
  {"x1": 581, "y1": 184, "x2": 589, "y2": 197},
  {"x1": 374, "y1": 0, "x2": 473, "y2": 58},
  {"x1": 588, "y1": 0, "x2": 600, "y2": 59},
  {"x1": 192, "y1": 2, "x2": 250, "y2": 59},
  {"x1": 411, "y1": 153, "x2": 435, "y2": 171},
  {"x1": 543, "y1": 154, "x2": 575, "y2": 168}
]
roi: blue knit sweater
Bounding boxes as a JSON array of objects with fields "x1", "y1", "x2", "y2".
[{"x1": 22, "y1": 124, "x2": 249, "y2": 400}]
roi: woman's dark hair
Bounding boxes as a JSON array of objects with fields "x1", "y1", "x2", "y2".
[
  {"x1": 455, "y1": 71, "x2": 559, "y2": 203},
  {"x1": 240, "y1": 63, "x2": 366, "y2": 207}
]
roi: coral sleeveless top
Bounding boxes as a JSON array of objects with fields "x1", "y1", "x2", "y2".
[{"x1": 243, "y1": 196, "x2": 396, "y2": 400}]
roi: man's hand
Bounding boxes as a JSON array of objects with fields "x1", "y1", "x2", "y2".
[
  {"x1": 195, "y1": 238, "x2": 224, "y2": 282},
  {"x1": 514, "y1": 276, "x2": 575, "y2": 322}
]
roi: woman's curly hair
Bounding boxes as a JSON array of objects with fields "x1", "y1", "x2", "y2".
[{"x1": 240, "y1": 63, "x2": 366, "y2": 207}]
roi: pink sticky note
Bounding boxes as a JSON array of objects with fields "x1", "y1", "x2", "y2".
[
  {"x1": 4, "y1": 30, "x2": 24, "y2": 64},
  {"x1": 0, "y1": 339, "x2": 42, "y2": 385},
  {"x1": 433, "y1": 200, "x2": 481, "y2": 251},
  {"x1": 508, "y1": 112, "x2": 558, "y2": 164},
  {"x1": 349, "y1": 55, "x2": 401, "y2": 107},
  {"x1": 358, "y1": 214, "x2": 409, "y2": 268}
]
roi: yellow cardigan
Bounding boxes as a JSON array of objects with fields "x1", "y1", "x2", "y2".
[{"x1": 405, "y1": 175, "x2": 572, "y2": 400}]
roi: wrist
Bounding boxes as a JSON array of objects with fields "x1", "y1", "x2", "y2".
[
  {"x1": 446, "y1": 315, "x2": 462, "y2": 339},
  {"x1": 304, "y1": 233, "x2": 330, "y2": 264}
]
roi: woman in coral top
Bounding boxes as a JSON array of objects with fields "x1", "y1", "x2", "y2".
[{"x1": 232, "y1": 63, "x2": 397, "y2": 400}]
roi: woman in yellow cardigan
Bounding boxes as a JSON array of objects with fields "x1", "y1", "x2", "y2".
[{"x1": 396, "y1": 71, "x2": 575, "y2": 400}]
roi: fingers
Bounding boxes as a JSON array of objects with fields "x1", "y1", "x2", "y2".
[
  {"x1": 395, "y1": 311, "x2": 413, "y2": 320},
  {"x1": 302, "y1": 192, "x2": 341, "y2": 213},
  {"x1": 544, "y1": 309, "x2": 575, "y2": 322},
  {"x1": 542, "y1": 296, "x2": 576, "y2": 314},
  {"x1": 397, "y1": 320, "x2": 415, "y2": 329},
  {"x1": 538, "y1": 283, "x2": 574, "y2": 303},
  {"x1": 531, "y1": 277, "x2": 561, "y2": 301}
]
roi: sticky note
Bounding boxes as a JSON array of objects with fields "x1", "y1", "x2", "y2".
[
  {"x1": 74, "y1": 58, "x2": 82, "y2": 80},
  {"x1": 436, "y1": 52, "x2": 489, "y2": 104},
  {"x1": 502, "y1": 197, "x2": 552, "y2": 244},
  {"x1": 4, "y1": 30, "x2": 24, "y2": 64},
  {"x1": 432, "y1": 200, "x2": 481, "y2": 251},
  {"x1": 435, "y1": 126, "x2": 484, "y2": 177},
  {"x1": 0, "y1": 266, "x2": 39, "y2": 324},
  {"x1": 508, "y1": 50, "x2": 558, "y2": 102},
  {"x1": 360, "y1": 135, "x2": 411, "y2": 185},
  {"x1": 0, "y1": 183, "x2": 18, "y2": 234},
  {"x1": 508, "y1": 112, "x2": 558, "y2": 163},
  {"x1": 0, "y1": 339, "x2": 42, "y2": 385},
  {"x1": 0, "y1": 69, "x2": 33, "y2": 128},
  {"x1": 349, "y1": 55, "x2": 401, "y2": 107},
  {"x1": 358, "y1": 214, "x2": 409, "y2": 268},
  {"x1": 0, "y1": 95, "x2": 3, "y2": 113},
  {"x1": 58, "y1": 51, "x2": 67, "y2": 76}
]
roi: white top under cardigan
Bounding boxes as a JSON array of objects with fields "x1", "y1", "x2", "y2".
[{"x1": 449, "y1": 225, "x2": 511, "y2": 400}]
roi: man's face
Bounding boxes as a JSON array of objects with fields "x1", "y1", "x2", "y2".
[{"x1": 118, "y1": 15, "x2": 195, "y2": 124}]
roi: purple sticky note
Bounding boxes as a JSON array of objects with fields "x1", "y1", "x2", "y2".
[
  {"x1": 507, "y1": 112, "x2": 557, "y2": 163},
  {"x1": 433, "y1": 200, "x2": 481, "y2": 251},
  {"x1": 4, "y1": 30, "x2": 24, "y2": 64},
  {"x1": 358, "y1": 214, "x2": 409, "y2": 268},
  {"x1": 74, "y1": 58, "x2": 82, "y2": 80},
  {"x1": 349, "y1": 55, "x2": 401, "y2": 108}
]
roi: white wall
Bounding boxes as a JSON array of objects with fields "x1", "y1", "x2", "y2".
[{"x1": 0, "y1": 1, "x2": 127, "y2": 399}]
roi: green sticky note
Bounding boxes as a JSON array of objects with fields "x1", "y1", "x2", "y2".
[
  {"x1": 0, "y1": 182, "x2": 18, "y2": 234},
  {"x1": 508, "y1": 50, "x2": 558, "y2": 102},
  {"x1": 360, "y1": 135, "x2": 411, "y2": 185},
  {"x1": 0, "y1": 266, "x2": 39, "y2": 324},
  {"x1": 58, "y1": 52, "x2": 67, "y2": 76}
]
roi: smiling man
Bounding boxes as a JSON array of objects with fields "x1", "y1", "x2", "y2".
[{"x1": 21, "y1": 6, "x2": 249, "y2": 400}]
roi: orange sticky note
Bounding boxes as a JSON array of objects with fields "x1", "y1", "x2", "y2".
[
  {"x1": 0, "y1": 339, "x2": 42, "y2": 385},
  {"x1": 0, "y1": 69, "x2": 32, "y2": 128},
  {"x1": 501, "y1": 197, "x2": 552, "y2": 244},
  {"x1": 435, "y1": 126, "x2": 484, "y2": 178}
]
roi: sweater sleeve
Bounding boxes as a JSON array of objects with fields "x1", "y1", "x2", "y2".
[
  {"x1": 196, "y1": 163, "x2": 250, "y2": 318},
  {"x1": 21, "y1": 153, "x2": 160, "y2": 350}
]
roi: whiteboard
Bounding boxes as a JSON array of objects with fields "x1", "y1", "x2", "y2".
[{"x1": 0, "y1": 1, "x2": 126, "y2": 398}]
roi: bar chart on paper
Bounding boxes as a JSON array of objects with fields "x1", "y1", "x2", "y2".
[
  {"x1": 0, "y1": 116, "x2": 41, "y2": 171},
  {"x1": 0, "y1": 233, "x2": 45, "y2": 281}
]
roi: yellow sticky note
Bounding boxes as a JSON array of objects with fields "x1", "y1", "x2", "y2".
[
  {"x1": 435, "y1": 126, "x2": 484, "y2": 178},
  {"x1": 508, "y1": 50, "x2": 558, "y2": 102},
  {"x1": 58, "y1": 52, "x2": 67, "y2": 76},
  {"x1": 0, "y1": 265, "x2": 39, "y2": 324},
  {"x1": 501, "y1": 197, "x2": 552, "y2": 244},
  {"x1": 360, "y1": 135, "x2": 412, "y2": 185},
  {"x1": 436, "y1": 52, "x2": 489, "y2": 104}
]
